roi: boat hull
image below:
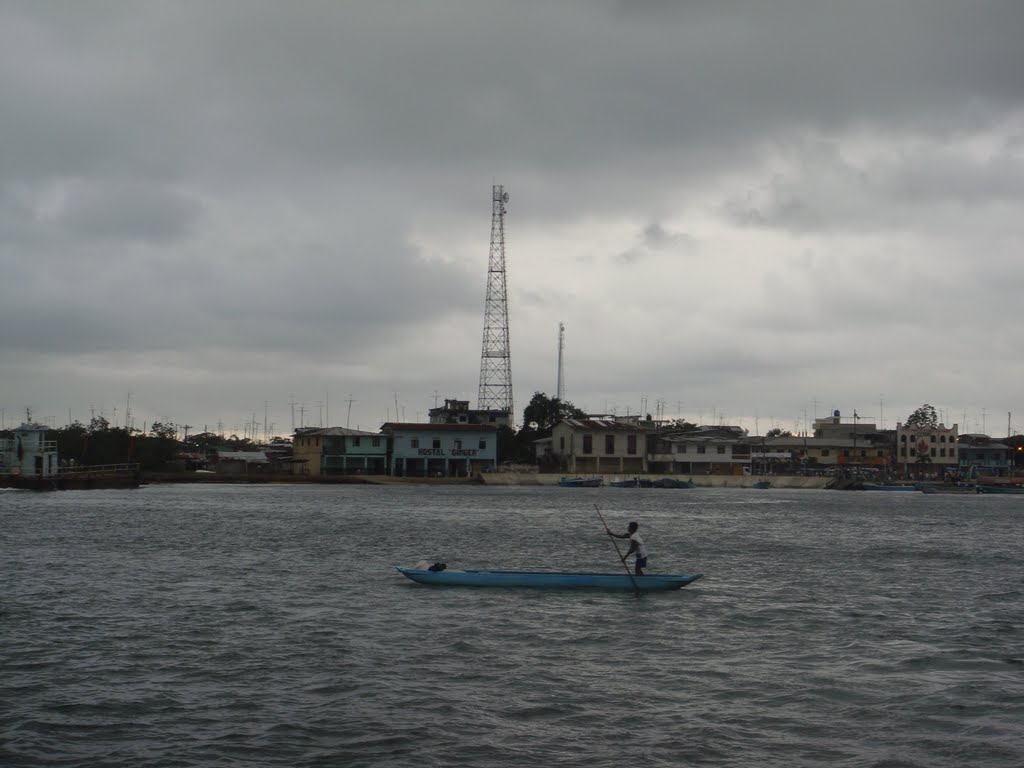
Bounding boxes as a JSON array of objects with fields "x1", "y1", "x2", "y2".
[
  {"x1": 396, "y1": 567, "x2": 702, "y2": 591},
  {"x1": 918, "y1": 484, "x2": 978, "y2": 494},
  {"x1": 558, "y1": 477, "x2": 603, "y2": 487},
  {"x1": 977, "y1": 484, "x2": 1024, "y2": 495}
]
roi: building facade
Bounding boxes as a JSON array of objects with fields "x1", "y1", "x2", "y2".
[
  {"x1": 550, "y1": 419, "x2": 647, "y2": 475},
  {"x1": 292, "y1": 427, "x2": 388, "y2": 476},
  {"x1": 648, "y1": 425, "x2": 749, "y2": 475},
  {"x1": 894, "y1": 421, "x2": 959, "y2": 477},
  {"x1": 384, "y1": 423, "x2": 497, "y2": 477},
  {"x1": 957, "y1": 434, "x2": 1011, "y2": 478}
]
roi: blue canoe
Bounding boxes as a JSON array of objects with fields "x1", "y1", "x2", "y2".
[{"x1": 396, "y1": 566, "x2": 703, "y2": 591}]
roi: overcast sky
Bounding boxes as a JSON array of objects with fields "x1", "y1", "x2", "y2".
[{"x1": 3, "y1": 2, "x2": 1023, "y2": 438}]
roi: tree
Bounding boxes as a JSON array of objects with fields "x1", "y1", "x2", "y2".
[
  {"x1": 905, "y1": 404, "x2": 939, "y2": 429},
  {"x1": 521, "y1": 392, "x2": 586, "y2": 434},
  {"x1": 150, "y1": 421, "x2": 178, "y2": 440},
  {"x1": 765, "y1": 428, "x2": 793, "y2": 438}
]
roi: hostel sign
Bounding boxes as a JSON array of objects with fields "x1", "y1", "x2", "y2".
[{"x1": 418, "y1": 448, "x2": 479, "y2": 457}]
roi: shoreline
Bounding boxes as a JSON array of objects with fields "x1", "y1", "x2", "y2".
[{"x1": 139, "y1": 472, "x2": 830, "y2": 489}]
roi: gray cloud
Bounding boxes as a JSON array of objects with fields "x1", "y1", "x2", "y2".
[{"x1": 2, "y1": 2, "x2": 1024, "y2": 433}]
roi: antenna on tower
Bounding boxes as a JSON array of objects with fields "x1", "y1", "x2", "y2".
[
  {"x1": 477, "y1": 184, "x2": 514, "y2": 424},
  {"x1": 556, "y1": 322, "x2": 565, "y2": 402}
]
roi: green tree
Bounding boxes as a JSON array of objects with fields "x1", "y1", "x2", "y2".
[
  {"x1": 521, "y1": 392, "x2": 586, "y2": 433},
  {"x1": 905, "y1": 404, "x2": 939, "y2": 429},
  {"x1": 765, "y1": 428, "x2": 793, "y2": 438}
]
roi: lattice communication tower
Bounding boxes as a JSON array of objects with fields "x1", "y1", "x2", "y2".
[{"x1": 477, "y1": 184, "x2": 514, "y2": 420}]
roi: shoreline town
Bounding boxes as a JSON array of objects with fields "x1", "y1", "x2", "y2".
[{"x1": 3, "y1": 399, "x2": 1021, "y2": 492}]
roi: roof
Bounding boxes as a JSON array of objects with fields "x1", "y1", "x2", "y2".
[
  {"x1": 295, "y1": 427, "x2": 379, "y2": 437},
  {"x1": 217, "y1": 451, "x2": 268, "y2": 463},
  {"x1": 381, "y1": 422, "x2": 498, "y2": 433},
  {"x1": 557, "y1": 418, "x2": 646, "y2": 432}
]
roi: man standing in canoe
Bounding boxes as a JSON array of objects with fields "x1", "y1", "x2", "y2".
[{"x1": 606, "y1": 521, "x2": 648, "y2": 576}]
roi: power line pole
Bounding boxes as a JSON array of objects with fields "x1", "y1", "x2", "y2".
[{"x1": 556, "y1": 322, "x2": 565, "y2": 402}]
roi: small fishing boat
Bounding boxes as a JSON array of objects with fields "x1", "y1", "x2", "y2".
[
  {"x1": 862, "y1": 483, "x2": 919, "y2": 491},
  {"x1": 608, "y1": 478, "x2": 638, "y2": 487},
  {"x1": 976, "y1": 484, "x2": 1024, "y2": 495},
  {"x1": 917, "y1": 484, "x2": 978, "y2": 494},
  {"x1": 653, "y1": 477, "x2": 696, "y2": 489},
  {"x1": 558, "y1": 476, "x2": 603, "y2": 487},
  {"x1": 752, "y1": 479, "x2": 772, "y2": 489},
  {"x1": 396, "y1": 566, "x2": 703, "y2": 591}
]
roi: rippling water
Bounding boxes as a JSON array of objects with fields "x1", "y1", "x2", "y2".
[{"x1": 2, "y1": 484, "x2": 1022, "y2": 766}]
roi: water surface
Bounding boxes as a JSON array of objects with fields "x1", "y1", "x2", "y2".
[{"x1": 2, "y1": 484, "x2": 1022, "y2": 766}]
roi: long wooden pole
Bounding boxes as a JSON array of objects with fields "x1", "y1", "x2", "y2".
[{"x1": 595, "y1": 504, "x2": 641, "y2": 597}]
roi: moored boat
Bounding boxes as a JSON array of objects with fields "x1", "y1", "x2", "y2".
[
  {"x1": 976, "y1": 484, "x2": 1024, "y2": 495},
  {"x1": 608, "y1": 478, "x2": 638, "y2": 487},
  {"x1": 396, "y1": 566, "x2": 702, "y2": 591},
  {"x1": 558, "y1": 476, "x2": 603, "y2": 487},
  {"x1": 862, "y1": 483, "x2": 918, "y2": 491},
  {"x1": 653, "y1": 477, "x2": 696, "y2": 489},
  {"x1": 917, "y1": 483, "x2": 979, "y2": 494}
]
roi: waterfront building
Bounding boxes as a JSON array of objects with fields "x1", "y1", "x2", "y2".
[
  {"x1": 764, "y1": 435, "x2": 890, "y2": 472},
  {"x1": 894, "y1": 421, "x2": 959, "y2": 477},
  {"x1": 550, "y1": 418, "x2": 647, "y2": 475},
  {"x1": 647, "y1": 425, "x2": 749, "y2": 476},
  {"x1": 291, "y1": 427, "x2": 388, "y2": 476},
  {"x1": 957, "y1": 434, "x2": 1011, "y2": 478},
  {"x1": 428, "y1": 398, "x2": 511, "y2": 428},
  {"x1": 383, "y1": 422, "x2": 497, "y2": 477}
]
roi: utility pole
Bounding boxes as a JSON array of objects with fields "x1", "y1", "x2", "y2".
[{"x1": 556, "y1": 322, "x2": 565, "y2": 402}]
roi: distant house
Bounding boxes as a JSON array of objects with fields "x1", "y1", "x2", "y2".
[
  {"x1": 428, "y1": 398, "x2": 511, "y2": 428},
  {"x1": 383, "y1": 422, "x2": 497, "y2": 477},
  {"x1": 291, "y1": 427, "x2": 387, "y2": 476},
  {"x1": 957, "y1": 434, "x2": 1010, "y2": 478},
  {"x1": 550, "y1": 418, "x2": 647, "y2": 475},
  {"x1": 647, "y1": 425, "x2": 748, "y2": 476},
  {"x1": 215, "y1": 450, "x2": 269, "y2": 475}
]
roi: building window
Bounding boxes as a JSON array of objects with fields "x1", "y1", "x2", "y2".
[
  {"x1": 583, "y1": 435, "x2": 593, "y2": 453},
  {"x1": 930, "y1": 435, "x2": 936, "y2": 443},
  {"x1": 454, "y1": 439, "x2": 462, "y2": 450},
  {"x1": 604, "y1": 434, "x2": 615, "y2": 454},
  {"x1": 900, "y1": 435, "x2": 907, "y2": 442},
  {"x1": 627, "y1": 434, "x2": 637, "y2": 455},
  {"x1": 676, "y1": 444, "x2": 686, "y2": 454},
  {"x1": 697, "y1": 445, "x2": 707, "y2": 454},
  {"x1": 930, "y1": 448, "x2": 936, "y2": 457},
  {"x1": 352, "y1": 437, "x2": 361, "y2": 447},
  {"x1": 372, "y1": 437, "x2": 380, "y2": 447},
  {"x1": 900, "y1": 447, "x2": 906, "y2": 457},
  {"x1": 411, "y1": 439, "x2": 419, "y2": 448},
  {"x1": 559, "y1": 436, "x2": 565, "y2": 451},
  {"x1": 940, "y1": 435, "x2": 946, "y2": 443},
  {"x1": 433, "y1": 439, "x2": 441, "y2": 450},
  {"x1": 716, "y1": 446, "x2": 725, "y2": 454},
  {"x1": 479, "y1": 440, "x2": 487, "y2": 450},
  {"x1": 940, "y1": 448, "x2": 946, "y2": 457},
  {"x1": 822, "y1": 449, "x2": 830, "y2": 457}
]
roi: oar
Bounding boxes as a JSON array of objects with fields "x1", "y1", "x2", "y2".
[{"x1": 595, "y1": 504, "x2": 641, "y2": 597}]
